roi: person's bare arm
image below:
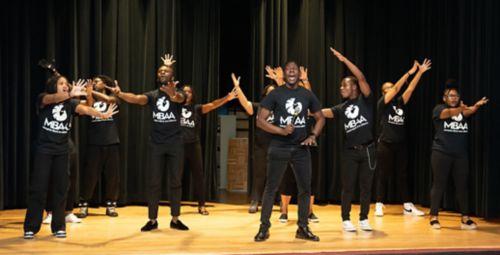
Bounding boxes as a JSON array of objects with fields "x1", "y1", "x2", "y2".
[
  {"x1": 75, "y1": 103, "x2": 118, "y2": 118},
  {"x1": 321, "y1": 108, "x2": 334, "y2": 119},
  {"x1": 383, "y1": 61, "x2": 418, "y2": 104},
  {"x1": 299, "y1": 66, "x2": 312, "y2": 91},
  {"x1": 301, "y1": 110, "x2": 325, "y2": 146},
  {"x1": 401, "y1": 59, "x2": 432, "y2": 104},
  {"x1": 201, "y1": 90, "x2": 237, "y2": 114},
  {"x1": 439, "y1": 101, "x2": 467, "y2": 119},
  {"x1": 109, "y1": 81, "x2": 148, "y2": 105},
  {"x1": 231, "y1": 73, "x2": 254, "y2": 115},
  {"x1": 463, "y1": 97, "x2": 489, "y2": 117},
  {"x1": 330, "y1": 47, "x2": 371, "y2": 97},
  {"x1": 256, "y1": 107, "x2": 293, "y2": 135},
  {"x1": 42, "y1": 79, "x2": 87, "y2": 105}
]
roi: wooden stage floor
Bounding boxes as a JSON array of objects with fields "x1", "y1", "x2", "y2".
[{"x1": 1, "y1": 203, "x2": 500, "y2": 254}]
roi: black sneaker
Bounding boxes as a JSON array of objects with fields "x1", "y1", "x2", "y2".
[
  {"x1": 254, "y1": 227, "x2": 269, "y2": 242},
  {"x1": 141, "y1": 220, "x2": 158, "y2": 232},
  {"x1": 279, "y1": 213, "x2": 288, "y2": 223},
  {"x1": 53, "y1": 230, "x2": 66, "y2": 238},
  {"x1": 170, "y1": 219, "x2": 189, "y2": 231},
  {"x1": 77, "y1": 201, "x2": 88, "y2": 218},
  {"x1": 308, "y1": 213, "x2": 320, "y2": 223},
  {"x1": 296, "y1": 226, "x2": 320, "y2": 241},
  {"x1": 106, "y1": 201, "x2": 119, "y2": 217},
  {"x1": 23, "y1": 231, "x2": 35, "y2": 239}
]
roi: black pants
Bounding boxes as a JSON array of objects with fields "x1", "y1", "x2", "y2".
[
  {"x1": 281, "y1": 146, "x2": 319, "y2": 197},
  {"x1": 250, "y1": 142, "x2": 270, "y2": 201},
  {"x1": 24, "y1": 150, "x2": 69, "y2": 234},
  {"x1": 80, "y1": 144, "x2": 120, "y2": 203},
  {"x1": 341, "y1": 145, "x2": 376, "y2": 221},
  {"x1": 147, "y1": 141, "x2": 184, "y2": 219},
  {"x1": 375, "y1": 141, "x2": 410, "y2": 203},
  {"x1": 260, "y1": 145, "x2": 311, "y2": 229},
  {"x1": 181, "y1": 141, "x2": 205, "y2": 206},
  {"x1": 46, "y1": 147, "x2": 77, "y2": 212},
  {"x1": 430, "y1": 150, "x2": 469, "y2": 216}
]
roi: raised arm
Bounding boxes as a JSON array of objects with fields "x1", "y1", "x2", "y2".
[
  {"x1": 299, "y1": 66, "x2": 312, "y2": 91},
  {"x1": 201, "y1": 90, "x2": 237, "y2": 114},
  {"x1": 85, "y1": 79, "x2": 95, "y2": 106},
  {"x1": 330, "y1": 47, "x2": 371, "y2": 97},
  {"x1": 401, "y1": 59, "x2": 432, "y2": 104},
  {"x1": 256, "y1": 107, "x2": 293, "y2": 135},
  {"x1": 159, "y1": 81, "x2": 185, "y2": 103},
  {"x1": 265, "y1": 65, "x2": 285, "y2": 86},
  {"x1": 231, "y1": 73, "x2": 254, "y2": 115},
  {"x1": 383, "y1": 61, "x2": 418, "y2": 104},
  {"x1": 42, "y1": 79, "x2": 87, "y2": 106},
  {"x1": 463, "y1": 97, "x2": 489, "y2": 117},
  {"x1": 109, "y1": 81, "x2": 148, "y2": 105}
]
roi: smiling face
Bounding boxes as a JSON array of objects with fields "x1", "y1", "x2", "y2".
[
  {"x1": 284, "y1": 62, "x2": 299, "y2": 86},
  {"x1": 157, "y1": 65, "x2": 174, "y2": 85}
]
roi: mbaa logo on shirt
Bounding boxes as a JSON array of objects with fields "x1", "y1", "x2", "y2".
[
  {"x1": 91, "y1": 101, "x2": 112, "y2": 122},
  {"x1": 388, "y1": 106, "x2": 405, "y2": 125},
  {"x1": 279, "y1": 98, "x2": 306, "y2": 127},
  {"x1": 444, "y1": 113, "x2": 468, "y2": 133},
  {"x1": 153, "y1": 96, "x2": 176, "y2": 123},
  {"x1": 43, "y1": 104, "x2": 70, "y2": 134},
  {"x1": 180, "y1": 107, "x2": 195, "y2": 128},
  {"x1": 344, "y1": 104, "x2": 368, "y2": 133}
]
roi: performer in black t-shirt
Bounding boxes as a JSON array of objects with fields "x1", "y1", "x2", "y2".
[
  {"x1": 429, "y1": 83, "x2": 488, "y2": 230},
  {"x1": 78, "y1": 75, "x2": 121, "y2": 218},
  {"x1": 110, "y1": 54, "x2": 189, "y2": 231},
  {"x1": 254, "y1": 61, "x2": 325, "y2": 242},
  {"x1": 24, "y1": 76, "x2": 117, "y2": 240},
  {"x1": 374, "y1": 59, "x2": 431, "y2": 217},
  {"x1": 322, "y1": 47, "x2": 375, "y2": 232},
  {"x1": 179, "y1": 76, "x2": 243, "y2": 215}
]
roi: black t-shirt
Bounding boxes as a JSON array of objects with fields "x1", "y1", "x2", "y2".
[
  {"x1": 331, "y1": 94, "x2": 374, "y2": 148},
  {"x1": 260, "y1": 85, "x2": 321, "y2": 146},
  {"x1": 87, "y1": 97, "x2": 120, "y2": 145},
  {"x1": 432, "y1": 104, "x2": 469, "y2": 156},
  {"x1": 377, "y1": 96, "x2": 407, "y2": 143},
  {"x1": 145, "y1": 89, "x2": 184, "y2": 144},
  {"x1": 35, "y1": 93, "x2": 79, "y2": 154},
  {"x1": 253, "y1": 102, "x2": 274, "y2": 147},
  {"x1": 180, "y1": 104, "x2": 202, "y2": 144}
]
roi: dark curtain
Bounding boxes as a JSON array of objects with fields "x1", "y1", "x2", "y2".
[
  {"x1": 2, "y1": 0, "x2": 499, "y2": 218},
  {"x1": 1, "y1": 0, "x2": 220, "y2": 208}
]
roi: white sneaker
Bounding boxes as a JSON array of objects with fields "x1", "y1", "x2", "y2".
[
  {"x1": 42, "y1": 213, "x2": 52, "y2": 224},
  {"x1": 359, "y1": 219, "x2": 373, "y2": 231},
  {"x1": 65, "y1": 213, "x2": 82, "y2": 223},
  {"x1": 403, "y1": 203, "x2": 425, "y2": 216},
  {"x1": 342, "y1": 220, "x2": 356, "y2": 232},
  {"x1": 375, "y1": 202, "x2": 384, "y2": 217}
]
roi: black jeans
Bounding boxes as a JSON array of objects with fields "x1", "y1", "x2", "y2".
[
  {"x1": 341, "y1": 144, "x2": 376, "y2": 221},
  {"x1": 24, "y1": 150, "x2": 69, "y2": 234},
  {"x1": 46, "y1": 147, "x2": 77, "y2": 212},
  {"x1": 280, "y1": 146, "x2": 319, "y2": 196},
  {"x1": 180, "y1": 141, "x2": 205, "y2": 206},
  {"x1": 147, "y1": 140, "x2": 184, "y2": 219},
  {"x1": 80, "y1": 144, "x2": 120, "y2": 203},
  {"x1": 375, "y1": 141, "x2": 410, "y2": 203},
  {"x1": 430, "y1": 150, "x2": 469, "y2": 216},
  {"x1": 250, "y1": 142, "x2": 270, "y2": 202},
  {"x1": 260, "y1": 145, "x2": 311, "y2": 229}
]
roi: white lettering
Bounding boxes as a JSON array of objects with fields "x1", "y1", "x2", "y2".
[
  {"x1": 43, "y1": 118, "x2": 70, "y2": 134},
  {"x1": 388, "y1": 114, "x2": 405, "y2": 125},
  {"x1": 344, "y1": 115, "x2": 368, "y2": 133},
  {"x1": 444, "y1": 121, "x2": 468, "y2": 133},
  {"x1": 153, "y1": 111, "x2": 176, "y2": 123}
]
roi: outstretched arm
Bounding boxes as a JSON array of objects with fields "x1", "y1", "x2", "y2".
[
  {"x1": 383, "y1": 61, "x2": 418, "y2": 104},
  {"x1": 109, "y1": 81, "x2": 148, "y2": 105},
  {"x1": 321, "y1": 108, "x2": 334, "y2": 119},
  {"x1": 463, "y1": 97, "x2": 489, "y2": 117},
  {"x1": 231, "y1": 73, "x2": 254, "y2": 115},
  {"x1": 42, "y1": 79, "x2": 87, "y2": 106},
  {"x1": 201, "y1": 90, "x2": 237, "y2": 114},
  {"x1": 330, "y1": 47, "x2": 371, "y2": 97},
  {"x1": 439, "y1": 101, "x2": 467, "y2": 119},
  {"x1": 76, "y1": 103, "x2": 119, "y2": 119},
  {"x1": 301, "y1": 110, "x2": 325, "y2": 146},
  {"x1": 401, "y1": 59, "x2": 432, "y2": 104}
]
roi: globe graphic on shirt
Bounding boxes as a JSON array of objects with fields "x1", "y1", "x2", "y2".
[
  {"x1": 52, "y1": 104, "x2": 67, "y2": 122},
  {"x1": 345, "y1": 104, "x2": 359, "y2": 119},
  {"x1": 156, "y1": 97, "x2": 170, "y2": 112},
  {"x1": 392, "y1": 106, "x2": 404, "y2": 116},
  {"x1": 285, "y1": 98, "x2": 302, "y2": 115},
  {"x1": 93, "y1": 101, "x2": 107, "y2": 112},
  {"x1": 451, "y1": 113, "x2": 463, "y2": 122},
  {"x1": 182, "y1": 108, "x2": 192, "y2": 119}
]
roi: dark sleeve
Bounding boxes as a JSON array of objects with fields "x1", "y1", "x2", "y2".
[
  {"x1": 37, "y1": 93, "x2": 47, "y2": 110},
  {"x1": 432, "y1": 104, "x2": 446, "y2": 120},
  {"x1": 363, "y1": 93, "x2": 374, "y2": 104},
  {"x1": 195, "y1": 104, "x2": 203, "y2": 115},
  {"x1": 260, "y1": 92, "x2": 275, "y2": 111},
  {"x1": 144, "y1": 90, "x2": 155, "y2": 107},
  {"x1": 309, "y1": 91, "x2": 322, "y2": 113},
  {"x1": 68, "y1": 99, "x2": 80, "y2": 115},
  {"x1": 331, "y1": 104, "x2": 341, "y2": 118},
  {"x1": 251, "y1": 102, "x2": 260, "y2": 113}
]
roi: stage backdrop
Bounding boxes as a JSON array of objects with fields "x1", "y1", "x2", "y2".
[{"x1": 1, "y1": 0, "x2": 499, "y2": 218}]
